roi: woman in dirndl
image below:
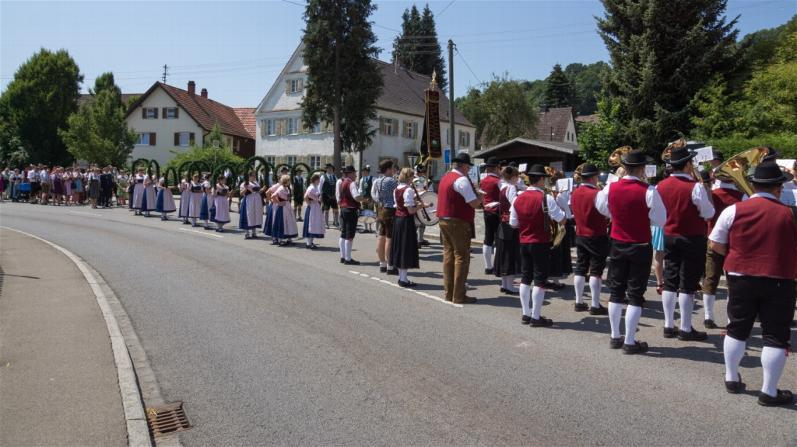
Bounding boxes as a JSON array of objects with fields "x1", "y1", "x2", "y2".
[
  {"x1": 199, "y1": 176, "x2": 212, "y2": 229},
  {"x1": 494, "y1": 166, "x2": 521, "y2": 295},
  {"x1": 302, "y1": 173, "x2": 325, "y2": 249},
  {"x1": 390, "y1": 167, "x2": 421, "y2": 288},
  {"x1": 212, "y1": 176, "x2": 231, "y2": 232},
  {"x1": 140, "y1": 173, "x2": 157, "y2": 217},
  {"x1": 155, "y1": 176, "x2": 177, "y2": 220},
  {"x1": 262, "y1": 181, "x2": 281, "y2": 243},
  {"x1": 187, "y1": 174, "x2": 204, "y2": 227},
  {"x1": 177, "y1": 176, "x2": 190, "y2": 224},
  {"x1": 131, "y1": 169, "x2": 146, "y2": 214},
  {"x1": 269, "y1": 175, "x2": 298, "y2": 246},
  {"x1": 239, "y1": 172, "x2": 264, "y2": 239},
  {"x1": 651, "y1": 225, "x2": 665, "y2": 294}
]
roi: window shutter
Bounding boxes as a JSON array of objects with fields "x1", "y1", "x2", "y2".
[
  {"x1": 153, "y1": 108, "x2": 158, "y2": 119},
  {"x1": 413, "y1": 122, "x2": 418, "y2": 139},
  {"x1": 162, "y1": 107, "x2": 166, "y2": 118},
  {"x1": 260, "y1": 121, "x2": 266, "y2": 138},
  {"x1": 150, "y1": 133, "x2": 156, "y2": 146},
  {"x1": 174, "y1": 108, "x2": 179, "y2": 119},
  {"x1": 285, "y1": 80, "x2": 291, "y2": 94},
  {"x1": 174, "y1": 133, "x2": 179, "y2": 146},
  {"x1": 298, "y1": 79, "x2": 304, "y2": 91},
  {"x1": 189, "y1": 133, "x2": 195, "y2": 146},
  {"x1": 142, "y1": 108, "x2": 147, "y2": 119}
]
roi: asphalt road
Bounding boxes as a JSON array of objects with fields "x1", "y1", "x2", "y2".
[{"x1": 1, "y1": 202, "x2": 795, "y2": 446}]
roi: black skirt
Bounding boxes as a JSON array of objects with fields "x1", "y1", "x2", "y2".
[
  {"x1": 390, "y1": 215, "x2": 419, "y2": 269},
  {"x1": 494, "y1": 222, "x2": 520, "y2": 276},
  {"x1": 549, "y1": 221, "x2": 574, "y2": 278}
]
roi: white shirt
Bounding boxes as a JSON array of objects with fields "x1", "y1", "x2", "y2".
[
  {"x1": 39, "y1": 170, "x2": 49, "y2": 181},
  {"x1": 503, "y1": 183, "x2": 519, "y2": 205},
  {"x1": 516, "y1": 178, "x2": 527, "y2": 191},
  {"x1": 555, "y1": 190, "x2": 572, "y2": 219},
  {"x1": 661, "y1": 172, "x2": 715, "y2": 219},
  {"x1": 371, "y1": 175, "x2": 383, "y2": 204},
  {"x1": 780, "y1": 188, "x2": 797, "y2": 207},
  {"x1": 595, "y1": 175, "x2": 667, "y2": 227},
  {"x1": 335, "y1": 177, "x2": 361, "y2": 203},
  {"x1": 509, "y1": 186, "x2": 566, "y2": 227},
  {"x1": 397, "y1": 183, "x2": 416, "y2": 208},
  {"x1": 449, "y1": 169, "x2": 477, "y2": 203}
]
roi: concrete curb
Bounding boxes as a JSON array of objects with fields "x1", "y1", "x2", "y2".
[{"x1": 1, "y1": 227, "x2": 153, "y2": 447}]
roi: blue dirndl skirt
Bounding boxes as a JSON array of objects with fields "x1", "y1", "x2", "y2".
[
  {"x1": 199, "y1": 194, "x2": 209, "y2": 220},
  {"x1": 140, "y1": 189, "x2": 148, "y2": 211},
  {"x1": 238, "y1": 197, "x2": 248, "y2": 229},
  {"x1": 263, "y1": 203, "x2": 274, "y2": 236},
  {"x1": 302, "y1": 206, "x2": 324, "y2": 238},
  {"x1": 156, "y1": 189, "x2": 165, "y2": 212},
  {"x1": 651, "y1": 225, "x2": 664, "y2": 251}
]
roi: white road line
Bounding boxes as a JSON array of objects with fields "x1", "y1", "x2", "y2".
[
  {"x1": 68, "y1": 210, "x2": 103, "y2": 217},
  {"x1": 177, "y1": 228, "x2": 223, "y2": 239},
  {"x1": 349, "y1": 271, "x2": 461, "y2": 308},
  {"x1": 1, "y1": 227, "x2": 152, "y2": 447}
]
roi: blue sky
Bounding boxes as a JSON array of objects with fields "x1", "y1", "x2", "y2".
[{"x1": 1, "y1": 0, "x2": 795, "y2": 106}]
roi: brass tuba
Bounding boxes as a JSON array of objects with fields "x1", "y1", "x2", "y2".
[
  {"x1": 712, "y1": 146, "x2": 770, "y2": 197},
  {"x1": 662, "y1": 138, "x2": 703, "y2": 183},
  {"x1": 543, "y1": 166, "x2": 567, "y2": 249},
  {"x1": 573, "y1": 163, "x2": 586, "y2": 184},
  {"x1": 608, "y1": 146, "x2": 633, "y2": 178}
]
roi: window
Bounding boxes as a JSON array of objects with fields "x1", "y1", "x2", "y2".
[
  {"x1": 309, "y1": 155, "x2": 321, "y2": 170},
  {"x1": 312, "y1": 121, "x2": 321, "y2": 134},
  {"x1": 141, "y1": 107, "x2": 158, "y2": 119},
  {"x1": 286, "y1": 78, "x2": 304, "y2": 94},
  {"x1": 287, "y1": 156, "x2": 297, "y2": 166},
  {"x1": 265, "y1": 156, "x2": 276, "y2": 167},
  {"x1": 458, "y1": 130, "x2": 470, "y2": 148},
  {"x1": 379, "y1": 117, "x2": 396, "y2": 136},
  {"x1": 287, "y1": 117, "x2": 298, "y2": 135},
  {"x1": 174, "y1": 132, "x2": 195, "y2": 147},
  {"x1": 136, "y1": 132, "x2": 156, "y2": 146},
  {"x1": 267, "y1": 119, "x2": 276, "y2": 136},
  {"x1": 403, "y1": 121, "x2": 418, "y2": 139},
  {"x1": 163, "y1": 107, "x2": 178, "y2": 119}
]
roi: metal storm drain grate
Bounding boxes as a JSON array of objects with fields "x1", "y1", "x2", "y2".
[{"x1": 146, "y1": 401, "x2": 191, "y2": 437}]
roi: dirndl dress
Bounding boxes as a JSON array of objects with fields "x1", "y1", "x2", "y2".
[
  {"x1": 156, "y1": 186, "x2": 176, "y2": 213},
  {"x1": 651, "y1": 225, "x2": 665, "y2": 252},
  {"x1": 52, "y1": 175, "x2": 64, "y2": 195},
  {"x1": 178, "y1": 184, "x2": 190, "y2": 218},
  {"x1": 389, "y1": 185, "x2": 419, "y2": 269},
  {"x1": 141, "y1": 183, "x2": 157, "y2": 211},
  {"x1": 302, "y1": 185, "x2": 325, "y2": 238},
  {"x1": 132, "y1": 179, "x2": 145, "y2": 209},
  {"x1": 89, "y1": 179, "x2": 100, "y2": 199},
  {"x1": 239, "y1": 182, "x2": 263, "y2": 229},
  {"x1": 212, "y1": 188, "x2": 230, "y2": 223},
  {"x1": 199, "y1": 193, "x2": 210, "y2": 221},
  {"x1": 267, "y1": 187, "x2": 298, "y2": 239},
  {"x1": 493, "y1": 222, "x2": 521, "y2": 277},
  {"x1": 187, "y1": 184, "x2": 203, "y2": 218}
]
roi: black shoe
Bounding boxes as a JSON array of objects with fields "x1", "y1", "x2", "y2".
[
  {"x1": 663, "y1": 327, "x2": 678, "y2": 339},
  {"x1": 610, "y1": 336, "x2": 624, "y2": 349},
  {"x1": 340, "y1": 258, "x2": 345, "y2": 264},
  {"x1": 379, "y1": 266, "x2": 387, "y2": 273},
  {"x1": 216, "y1": 229, "x2": 223, "y2": 233},
  {"x1": 420, "y1": 240, "x2": 430, "y2": 246},
  {"x1": 622, "y1": 341, "x2": 649, "y2": 355},
  {"x1": 386, "y1": 268, "x2": 398, "y2": 276},
  {"x1": 521, "y1": 315, "x2": 531, "y2": 325},
  {"x1": 484, "y1": 268, "x2": 493, "y2": 275},
  {"x1": 500, "y1": 287, "x2": 519, "y2": 296},
  {"x1": 398, "y1": 280, "x2": 417, "y2": 288},
  {"x1": 725, "y1": 373, "x2": 745, "y2": 394},
  {"x1": 574, "y1": 302, "x2": 589, "y2": 312},
  {"x1": 704, "y1": 319, "x2": 720, "y2": 329},
  {"x1": 344, "y1": 259, "x2": 361, "y2": 265},
  {"x1": 589, "y1": 305, "x2": 608, "y2": 316},
  {"x1": 182, "y1": 220, "x2": 190, "y2": 225},
  {"x1": 530, "y1": 316, "x2": 553, "y2": 327},
  {"x1": 244, "y1": 234, "x2": 251, "y2": 240},
  {"x1": 678, "y1": 328, "x2": 708, "y2": 341},
  {"x1": 758, "y1": 389, "x2": 794, "y2": 407}
]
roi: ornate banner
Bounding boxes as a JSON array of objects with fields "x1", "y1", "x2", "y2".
[{"x1": 419, "y1": 74, "x2": 442, "y2": 161}]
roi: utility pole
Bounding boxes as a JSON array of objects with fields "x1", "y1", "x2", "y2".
[
  {"x1": 448, "y1": 39, "x2": 456, "y2": 157},
  {"x1": 161, "y1": 64, "x2": 169, "y2": 84}
]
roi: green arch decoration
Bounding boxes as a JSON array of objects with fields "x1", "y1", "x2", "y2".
[{"x1": 147, "y1": 159, "x2": 161, "y2": 179}]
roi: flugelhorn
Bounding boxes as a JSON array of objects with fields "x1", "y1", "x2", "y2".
[{"x1": 712, "y1": 146, "x2": 770, "y2": 197}]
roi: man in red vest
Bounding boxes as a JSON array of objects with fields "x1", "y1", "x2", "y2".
[
  {"x1": 570, "y1": 163, "x2": 609, "y2": 315},
  {"x1": 656, "y1": 145, "x2": 715, "y2": 341},
  {"x1": 510, "y1": 164, "x2": 566, "y2": 326},
  {"x1": 336, "y1": 165, "x2": 364, "y2": 265},
  {"x1": 596, "y1": 150, "x2": 666, "y2": 354},
  {"x1": 709, "y1": 162, "x2": 796, "y2": 406},
  {"x1": 702, "y1": 171, "x2": 747, "y2": 328},
  {"x1": 437, "y1": 152, "x2": 483, "y2": 304},
  {"x1": 480, "y1": 157, "x2": 502, "y2": 275}
]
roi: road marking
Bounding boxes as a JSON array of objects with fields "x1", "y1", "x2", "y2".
[
  {"x1": 1, "y1": 227, "x2": 153, "y2": 447},
  {"x1": 68, "y1": 211, "x2": 103, "y2": 217},
  {"x1": 348, "y1": 271, "x2": 462, "y2": 308},
  {"x1": 177, "y1": 228, "x2": 223, "y2": 239}
]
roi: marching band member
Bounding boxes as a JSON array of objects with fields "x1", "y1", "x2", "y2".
[
  {"x1": 493, "y1": 166, "x2": 521, "y2": 295},
  {"x1": 270, "y1": 175, "x2": 298, "y2": 246},
  {"x1": 547, "y1": 181, "x2": 571, "y2": 290},
  {"x1": 199, "y1": 175, "x2": 212, "y2": 229},
  {"x1": 336, "y1": 165, "x2": 364, "y2": 265},
  {"x1": 480, "y1": 157, "x2": 501, "y2": 275},
  {"x1": 702, "y1": 170, "x2": 747, "y2": 328},
  {"x1": 302, "y1": 173, "x2": 325, "y2": 248},
  {"x1": 320, "y1": 164, "x2": 339, "y2": 228},
  {"x1": 212, "y1": 176, "x2": 231, "y2": 232},
  {"x1": 709, "y1": 162, "x2": 796, "y2": 406},
  {"x1": 131, "y1": 168, "x2": 146, "y2": 215},
  {"x1": 155, "y1": 176, "x2": 176, "y2": 220},
  {"x1": 780, "y1": 160, "x2": 797, "y2": 206},
  {"x1": 412, "y1": 164, "x2": 430, "y2": 245},
  {"x1": 391, "y1": 167, "x2": 422, "y2": 287},
  {"x1": 596, "y1": 149, "x2": 666, "y2": 353},
  {"x1": 374, "y1": 160, "x2": 398, "y2": 274},
  {"x1": 437, "y1": 152, "x2": 483, "y2": 304},
  {"x1": 510, "y1": 164, "x2": 566, "y2": 326},
  {"x1": 187, "y1": 174, "x2": 204, "y2": 227},
  {"x1": 239, "y1": 172, "x2": 264, "y2": 239},
  {"x1": 570, "y1": 163, "x2": 609, "y2": 314},
  {"x1": 178, "y1": 175, "x2": 191, "y2": 224},
  {"x1": 657, "y1": 146, "x2": 715, "y2": 340}
]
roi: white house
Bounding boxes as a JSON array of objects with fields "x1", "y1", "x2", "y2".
[{"x1": 254, "y1": 44, "x2": 475, "y2": 178}]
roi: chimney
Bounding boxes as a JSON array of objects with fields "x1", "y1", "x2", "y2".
[
  {"x1": 187, "y1": 81, "x2": 196, "y2": 96},
  {"x1": 200, "y1": 88, "x2": 208, "y2": 99}
]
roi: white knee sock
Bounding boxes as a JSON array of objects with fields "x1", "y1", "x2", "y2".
[
  {"x1": 503, "y1": 276, "x2": 518, "y2": 292},
  {"x1": 531, "y1": 286, "x2": 545, "y2": 319},
  {"x1": 624, "y1": 305, "x2": 642, "y2": 345},
  {"x1": 662, "y1": 291, "x2": 677, "y2": 328},
  {"x1": 678, "y1": 293, "x2": 694, "y2": 332},
  {"x1": 399, "y1": 268, "x2": 408, "y2": 282},
  {"x1": 251, "y1": 228, "x2": 257, "y2": 237},
  {"x1": 339, "y1": 238, "x2": 345, "y2": 259},
  {"x1": 723, "y1": 335, "x2": 746, "y2": 382},
  {"x1": 483, "y1": 245, "x2": 493, "y2": 270},
  {"x1": 761, "y1": 346, "x2": 788, "y2": 398},
  {"x1": 306, "y1": 237, "x2": 313, "y2": 246},
  {"x1": 589, "y1": 276, "x2": 602, "y2": 308},
  {"x1": 703, "y1": 294, "x2": 716, "y2": 321},
  {"x1": 573, "y1": 275, "x2": 586, "y2": 304},
  {"x1": 609, "y1": 302, "x2": 623, "y2": 339},
  {"x1": 520, "y1": 284, "x2": 531, "y2": 317},
  {"x1": 344, "y1": 239, "x2": 352, "y2": 260}
]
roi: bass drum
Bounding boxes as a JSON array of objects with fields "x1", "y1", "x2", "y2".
[{"x1": 414, "y1": 190, "x2": 439, "y2": 226}]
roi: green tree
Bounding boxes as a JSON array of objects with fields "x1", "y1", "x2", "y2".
[
  {"x1": 455, "y1": 87, "x2": 489, "y2": 147},
  {"x1": 165, "y1": 124, "x2": 244, "y2": 173},
  {"x1": 392, "y1": 5, "x2": 447, "y2": 91},
  {"x1": 564, "y1": 62, "x2": 609, "y2": 115},
  {"x1": 597, "y1": 0, "x2": 739, "y2": 153},
  {"x1": 0, "y1": 48, "x2": 83, "y2": 165},
  {"x1": 302, "y1": 0, "x2": 383, "y2": 168},
  {"x1": 577, "y1": 94, "x2": 623, "y2": 168},
  {"x1": 479, "y1": 74, "x2": 538, "y2": 147},
  {"x1": 543, "y1": 64, "x2": 576, "y2": 109},
  {"x1": 60, "y1": 72, "x2": 137, "y2": 166}
]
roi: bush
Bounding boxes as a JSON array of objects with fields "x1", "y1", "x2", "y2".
[{"x1": 165, "y1": 146, "x2": 244, "y2": 175}]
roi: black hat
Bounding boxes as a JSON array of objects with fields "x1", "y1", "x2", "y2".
[
  {"x1": 712, "y1": 152, "x2": 725, "y2": 162},
  {"x1": 750, "y1": 161, "x2": 794, "y2": 184},
  {"x1": 526, "y1": 164, "x2": 550, "y2": 177},
  {"x1": 668, "y1": 147, "x2": 698, "y2": 164},
  {"x1": 342, "y1": 165, "x2": 356, "y2": 174},
  {"x1": 499, "y1": 159, "x2": 508, "y2": 167},
  {"x1": 325, "y1": 163, "x2": 335, "y2": 169},
  {"x1": 762, "y1": 147, "x2": 780, "y2": 162},
  {"x1": 699, "y1": 170, "x2": 711, "y2": 183},
  {"x1": 415, "y1": 164, "x2": 427, "y2": 173},
  {"x1": 362, "y1": 165, "x2": 371, "y2": 172},
  {"x1": 621, "y1": 149, "x2": 654, "y2": 167},
  {"x1": 484, "y1": 157, "x2": 499, "y2": 167},
  {"x1": 508, "y1": 161, "x2": 518, "y2": 168},
  {"x1": 452, "y1": 152, "x2": 473, "y2": 166},
  {"x1": 580, "y1": 163, "x2": 600, "y2": 178}
]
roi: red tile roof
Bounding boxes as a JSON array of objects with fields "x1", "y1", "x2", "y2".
[
  {"x1": 233, "y1": 108, "x2": 257, "y2": 139},
  {"x1": 536, "y1": 107, "x2": 575, "y2": 145}
]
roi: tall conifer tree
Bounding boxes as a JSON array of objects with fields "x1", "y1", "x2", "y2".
[{"x1": 392, "y1": 4, "x2": 447, "y2": 90}]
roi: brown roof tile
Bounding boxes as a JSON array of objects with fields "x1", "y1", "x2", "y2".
[
  {"x1": 233, "y1": 108, "x2": 257, "y2": 139},
  {"x1": 536, "y1": 107, "x2": 575, "y2": 144}
]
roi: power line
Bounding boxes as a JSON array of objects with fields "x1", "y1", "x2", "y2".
[
  {"x1": 437, "y1": 0, "x2": 457, "y2": 17},
  {"x1": 280, "y1": 0, "x2": 304, "y2": 7},
  {"x1": 455, "y1": 47, "x2": 482, "y2": 85}
]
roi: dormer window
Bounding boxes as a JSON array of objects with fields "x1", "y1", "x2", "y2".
[{"x1": 286, "y1": 78, "x2": 304, "y2": 94}]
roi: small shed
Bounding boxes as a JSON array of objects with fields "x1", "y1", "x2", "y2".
[{"x1": 474, "y1": 137, "x2": 580, "y2": 171}]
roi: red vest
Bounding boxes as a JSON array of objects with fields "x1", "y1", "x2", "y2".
[
  {"x1": 608, "y1": 179, "x2": 651, "y2": 243},
  {"x1": 724, "y1": 197, "x2": 797, "y2": 279},
  {"x1": 514, "y1": 189, "x2": 550, "y2": 244},
  {"x1": 658, "y1": 175, "x2": 706, "y2": 237},
  {"x1": 437, "y1": 171, "x2": 475, "y2": 223},
  {"x1": 481, "y1": 174, "x2": 501, "y2": 215},
  {"x1": 708, "y1": 187, "x2": 745, "y2": 234},
  {"x1": 499, "y1": 185, "x2": 512, "y2": 223},
  {"x1": 394, "y1": 185, "x2": 409, "y2": 217},
  {"x1": 338, "y1": 178, "x2": 360, "y2": 209},
  {"x1": 571, "y1": 184, "x2": 608, "y2": 238}
]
